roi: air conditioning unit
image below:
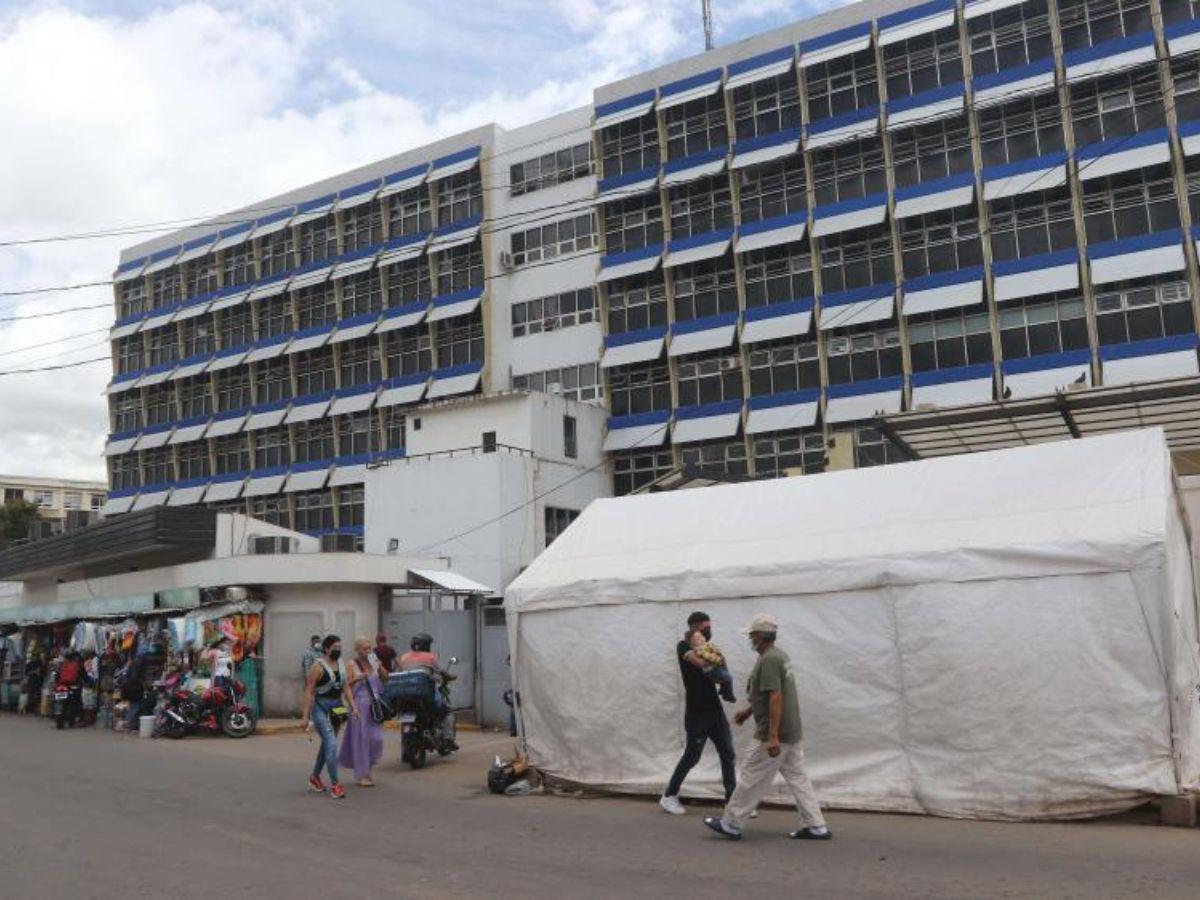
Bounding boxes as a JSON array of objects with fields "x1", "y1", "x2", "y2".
[
  {"x1": 249, "y1": 535, "x2": 294, "y2": 555},
  {"x1": 543, "y1": 316, "x2": 560, "y2": 331},
  {"x1": 547, "y1": 382, "x2": 564, "y2": 395},
  {"x1": 321, "y1": 533, "x2": 359, "y2": 552},
  {"x1": 719, "y1": 357, "x2": 740, "y2": 370},
  {"x1": 499, "y1": 251, "x2": 515, "y2": 271}
]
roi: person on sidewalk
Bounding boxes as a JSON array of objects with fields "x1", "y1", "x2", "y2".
[
  {"x1": 703, "y1": 613, "x2": 831, "y2": 842},
  {"x1": 120, "y1": 657, "x2": 144, "y2": 735},
  {"x1": 372, "y1": 632, "x2": 398, "y2": 674},
  {"x1": 339, "y1": 637, "x2": 385, "y2": 787},
  {"x1": 301, "y1": 635, "x2": 359, "y2": 800},
  {"x1": 301, "y1": 635, "x2": 322, "y2": 683},
  {"x1": 660, "y1": 611, "x2": 737, "y2": 815}
]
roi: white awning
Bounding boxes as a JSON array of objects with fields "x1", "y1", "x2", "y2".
[
  {"x1": 103, "y1": 435, "x2": 138, "y2": 457},
  {"x1": 973, "y1": 62, "x2": 1056, "y2": 108},
  {"x1": 1076, "y1": 133, "x2": 1171, "y2": 182},
  {"x1": 329, "y1": 463, "x2": 368, "y2": 487},
  {"x1": 671, "y1": 408, "x2": 741, "y2": 444},
  {"x1": 594, "y1": 92, "x2": 656, "y2": 130},
  {"x1": 378, "y1": 235, "x2": 428, "y2": 266},
  {"x1": 170, "y1": 357, "x2": 211, "y2": 381},
  {"x1": 878, "y1": 1, "x2": 956, "y2": 46},
  {"x1": 331, "y1": 253, "x2": 377, "y2": 280},
  {"x1": 100, "y1": 494, "x2": 137, "y2": 516},
  {"x1": 207, "y1": 348, "x2": 250, "y2": 371},
  {"x1": 378, "y1": 166, "x2": 429, "y2": 198},
  {"x1": 376, "y1": 303, "x2": 429, "y2": 334},
  {"x1": 810, "y1": 197, "x2": 887, "y2": 237},
  {"x1": 133, "y1": 427, "x2": 173, "y2": 450},
  {"x1": 213, "y1": 224, "x2": 256, "y2": 250},
  {"x1": 285, "y1": 467, "x2": 330, "y2": 493},
  {"x1": 911, "y1": 369, "x2": 995, "y2": 408},
  {"x1": 1089, "y1": 234, "x2": 1186, "y2": 286},
  {"x1": 426, "y1": 368, "x2": 482, "y2": 400},
  {"x1": 741, "y1": 302, "x2": 814, "y2": 344},
  {"x1": 726, "y1": 48, "x2": 794, "y2": 91},
  {"x1": 167, "y1": 483, "x2": 209, "y2": 506},
  {"x1": 668, "y1": 320, "x2": 737, "y2": 357},
  {"x1": 245, "y1": 405, "x2": 289, "y2": 431},
  {"x1": 658, "y1": 70, "x2": 722, "y2": 111},
  {"x1": 284, "y1": 396, "x2": 332, "y2": 423},
  {"x1": 245, "y1": 339, "x2": 291, "y2": 363},
  {"x1": 736, "y1": 214, "x2": 807, "y2": 254},
  {"x1": 203, "y1": 478, "x2": 246, "y2": 503},
  {"x1": 292, "y1": 196, "x2": 336, "y2": 226},
  {"x1": 600, "y1": 333, "x2": 666, "y2": 368},
  {"x1": 602, "y1": 418, "x2": 671, "y2": 452},
  {"x1": 426, "y1": 291, "x2": 483, "y2": 323},
  {"x1": 334, "y1": 182, "x2": 380, "y2": 211},
  {"x1": 106, "y1": 375, "x2": 141, "y2": 395},
  {"x1": 982, "y1": 157, "x2": 1068, "y2": 201},
  {"x1": 745, "y1": 394, "x2": 819, "y2": 434},
  {"x1": 243, "y1": 471, "x2": 288, "y2": 498},
  {"x1": 825, "y1": 382, "x2": 904, "y2": 424},
  {"x1": 596, "y1": 249, "x2": 663, "y2": 283},
  {"x1": 663, "y1": 233, "x2": 732, "y2": 268},
  {"x1": 800, "y1": 26, "x2": 871, "y2": 68},
  {"x1": 174, "y1": 298, "x2": 214, "y2": 321},
  {"x1": 596, "y1": 170, "x2": 660, "y2": 201},
  {"x1": 109, "y1": 319, "x2": 144, "y2": 340},
  {"x1": 377, "y1": 377, "x2": 429, "y2": 408},
  {"x1": 1002, "y1": 360, "x2": 1092, "y2": 399},
  {"x1": 138, "y1": 366, "x2": 176, "y2": 387},
  {"x1": 330, "y1": 390, "x2": 378, "y2": 415},
  {"x1": 1065, "y1": 36, "x2": 1156, "y2": 84},
  {"x1": 408, "y1": 568, "x2": 495, "y2": 595},
  {"x1": 143, "y1": 250, "x2": 181, "y2": 276},
  {"x1": 289, "y1": 264, "x2": 334, "y2": 292},
  {"x1": 247, "y1": 278, "x2": 291, "y2": 301},
  {"x1": 894, "y1": 177, "x2": 974, "y2": 220},
  {"x1": 204, "y1": 413, "x2": 248, "y2": 437},
  {"x1": 1101, "y1": 341, "x2": 1200, "y2": 385},
  {"x1": 661, "y1": 153, "x2": 727, "y2": 187},
  {"x1": 1169, "y1": 20, "x2": 1200, "y2": 57},
  {"x1": 141, "y1": 306, "x2": 178, "y2": 332},
  {"x1": 168, "y1": 420, "x2": 209, "y2": 445},
  {"x1": 428, "y1": 224, "x2": 480, "y2": 254},
  {"x1": 886, "y1": 87, "x2": 963, "y2": 131},
  {"x1": 285, "y1": 328, "x2": 334, "y2": 354},
  {"x1": 731, "y1": 133, "x2": 802, "y2": 170},
  {"x1": 113, "y1": 262, "x2": 146, "y2": 283},
  {"x1": 329, "y1": 317, "x2": 380, "y2": 344},
  {"x1": 903, "y1": 272, "x2": 985, "y2": 316},
  {"x1": 209, "y1": 288, "x2": 251, "y2": 312},
  {"x1": 994, "y1": 253, "x2": 1080, "y2": 302},
  {"x1": 965, "y1": 0, "x2": 1027, "y2": 17},
  {"x1": 819, "y1": 290, "x2": 895, "y2": 331},
  {"x1": 131, "y1": 489, "x2": 172, "y2": 511},
  {"x1": 805, "y1": 111, "x2": 878, "y2": 150},
  {"x1": 428, "y1": 148, "x2": 480, "y2": 181}
]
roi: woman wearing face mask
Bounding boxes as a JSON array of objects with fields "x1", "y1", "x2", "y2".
[
  {"x1": 301, "y1": 634, "x2": 359, "y2": 799},
  {"x1": 338, "y1": 636, "x2": 386, "y2": 787}
]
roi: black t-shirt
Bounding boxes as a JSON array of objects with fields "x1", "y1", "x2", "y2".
[{"x1": 677, "y1": 640, "x2": 723, "y2": 721}]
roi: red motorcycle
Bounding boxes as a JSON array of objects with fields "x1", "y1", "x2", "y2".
[{"x1": 155, "y1": 673, "x2": 256, "y2": 739}]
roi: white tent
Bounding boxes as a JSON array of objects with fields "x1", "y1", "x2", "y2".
[{"x1": 505, "y1": 429, "x2": 1200, "y2": 820}]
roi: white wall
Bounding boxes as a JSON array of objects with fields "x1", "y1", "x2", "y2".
[{"x1": 213, "y1": 513, "x2": 320, "y2": 558}]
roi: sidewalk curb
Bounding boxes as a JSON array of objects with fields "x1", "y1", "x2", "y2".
[{"x1": 256, "y1": 720, "x2": 483, "y2": 736}]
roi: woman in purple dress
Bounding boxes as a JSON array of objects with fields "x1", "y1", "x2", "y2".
[{"x1": 339, "y1": 637, "x2": 385, "y2": 787}]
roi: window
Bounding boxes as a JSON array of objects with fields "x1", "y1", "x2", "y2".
[
  {"x1": 811, "y1": 136, "x2": 887, "y2": 206},
  {"x1": 343, "y1": 204, "x2": 383, "y2": 252},
  {"x1": 890, "y1": 117, "x2": 973, "y2": 188},
  {"x1": 435, "y1": 313, "x2": 484, "y2": 368},
  {"x1": 825, "y1": 324, "x2": 903, "y2": 385},
  {"x1": 883, "y1": 26, "x2": 963, "y2": 100},
  {"x1": 748, "y1": 337, "x2": 821, "y2": 395},
  {"x1": 382, "y1": 407, "x2": 406, "y2": 449},
  {"x1": 142, "y1": 448, "x2": 173, "y2": 486},
  {"x1": 603, "y1": 194, "x2": 664, "y2": 255},
  {"x1": 977, "y1": 93, "x2": 1066, "y2": 169},
  {"x1": 222, "y1": 244, "x2": 254, "y2": 288},
  {"x1": 668, "y1": 176, "x2": 733, "y2": 238},
  {"x1": 1094, "y1": 276, "x2": 1194, "y2": 345},
  {"x1": 754, "y1": 430, "x2": 826, "y2": 478},
  {"x1": 295, "y1": 349, "x2": 335, "y2": 396},
  {"x1": 1162, "y1": 0, "x2": 1200, "y2": 24},
  {"x1": 606, "y1": 274, "x2": 668, "y2": 334},
  {"x1": 337, "y1": 486, "x2": 366, "y2": 529},
  {"x1": 110, "y1": 455, "x2": 140, "y2": 491},
  {"x1": 907, "y1": 309, "x2": 994, "y2": 372},
  {"x1": 387, "y1": 186, "x2": 432, "y2": 237},
  {"x1": 177, "y1": 378, "x2": 212, "y2": 418},
  {"x1": 737, "y1": 156, "x2": 807, "y2": 223},
  {"x1": 1069, "y1": 65, "x2": 1163, "y2": 148},
  {"x1": 292, "y1": 489, "x2": 335, "y2": 533},
  {"x1": 680, "y1": 439, "x2": 749, "y2": 476},
  {"x1": 988, "y1": 186, "x2": 1077, "y2": 261},
  {"x1": 732, "y1": 73, "x2": 800, "y2": 141},
  {"x1": 259, "y1": 231, "x2": 293, "y2": 278},
  {"x1": 1173, "y1": 54, "x2": 1200, "y2": 124},
  {"x1": 608, "y1": 361, "x2": 671, "y2": 416},
  {"x1": 998, "y1": 292, "x2": 1090, "y2": 359},
  {"x1": 510, "y1": 142, "x2": 592, "y2": 195},
  {"x1": 339, "y1": 342, "x2": 382, "y2": 387},
  {"x1": 805, "y1": 48, "x2": 878, "y2": 122},
  {"x1": 967, "y1": 0, "x2": 1054, "y2": 77},
  {"x1": 118, "y1": 280, "x2": 146, "y2": 321},
  {"x1": 613, "y1": 447, "x2": 673, "y2": 496},
  {"x1": 385, "y1": 257, "x2": 431, "y2": 307},
  {"x1": 855, "y1": 426, "x2": 907, "y2": 467},
  {"x1": 341, "y1": 271, "x2": 382, "y2": 317},
  {"x1": 151, "y1": 270, "x2": 182, "y2": 310},
  {"x1": 186, "y1": 255, "x2": 218, "y2": 298},
  {"x1": 112, "y1": 395, "x2": 142, "y2": 433},
  {"x1": 385, "y1": 328, "x2": 432, "y2": 377},
  {"x1": 90, "y1": 494, "x2": 104, "y2": 511},
  {"x1": 1081, "y1": 165, "x2": 1180, "y2": 244},
  {"x1": 665, "y1": 92, "x2": 728, "y2": 160},
  {"x1": 436, "y1": 169, "x2": 482, "y2": 225},
  {"x1": 900, "y1": 207, "x2": 984, "y2": 278},
  {"x1": 256, "y1": 295, "x2": 292, "y2": 339},
  {"x1": 115, "y1": 337, "x2": 143, "y2": 375},
  {"x1": 819, "y1": 226, "x2": 895, "y2": 294},
  {"x1": 180, "y1": 318, "x2": 214, "y2": 358},
  {"x1": 215, "y1": 371, "x2": 251, "y2": 412},
  {"x1": 218, "y1": 307, "x2": 253, "y2": 348},
  {"x1": 29, "y1": 489, "x2": 55, "y2": 507},
  {"x1": 743, "y1": 243, "x2": 815, "y2": 308},
  {"x1": 296, "y1": 283, "x2": 337, "y2": 330},
  {"x1": 144, "y1": 386, "x2": 173, "y2": 426},
  {"x1": 1187, "y1": 156, "x2": 1200, "y2": 224},
  {"x1": 213, "y1": 434, "x2": 249, "y2": 475},
  {"x1": 292, "y1": 419, "x2": 334, "y2": 463},
  {"x1": 676, "y1": 351, "x2": 744, "y2": 407},
  {"x1": 253, "y1": 427, "x2": 290, "y2": 469},
  {"x1": 600, "y1": 113, "x2": 660, "y2": 178},
  {"x1": 513, "y1": 363, "x2": 602, "y2": 402},
  {"x1": 563, "y1": 415, "x2": 578, "y2": 459},
  {"x1": 544, "y1": 506, "x2": 580, "y2": 547},
  {"x1": 435, "y1": 241, "x2": 483, "y2": 295},
  {"x1": 177, "y1": 442, "x2": 210, "y2": 480},
  {"x1": 297, "y1": 217, "x2": 337, "y2": 266},
  {"x1": 255, "y1": 357, "x2": 291, "y2": 404},
  {"x1": 338, "y1": 411, "x2": 379, "y2": 456},
  {"x1": 510, "y1": 213, "x2": 595, "y2": 265},
  {"x1": 1057, "y1": 0, "x2": 1153, "y2": 53},
  {"x1": 672, "y1": 257, "x2": 738, "y2": 321},
  {"x1": 249, "y1": 496, "x2": 288, "y2": 527},
  {"x1": 511, "y1": 288, "x2": 596, "y2": 337}
]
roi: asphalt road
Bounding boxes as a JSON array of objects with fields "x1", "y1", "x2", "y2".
[{"x1": 2, "y1": 714, "x2": 1198, "y2": 899}]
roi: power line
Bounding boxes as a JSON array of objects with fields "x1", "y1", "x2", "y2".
[
  {"x1": 0, "y1": 303, "x2": 110, "y2": 324},
  {"x1": 0, "y1": 327, "x2": 110, "y2": 360},
  {"x1": 0, "y1": 356, "x2": 110, "y2": 377}
]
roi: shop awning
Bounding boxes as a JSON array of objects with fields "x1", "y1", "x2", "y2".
[
  {"x1": 741, "y1": 299, "x2": 814, "y2": 344},
  {"x1": 894, "y1": 173, "x2": 974, "y2": 220},
  {"x1": 826, "y1": 376, "x2": 904, "y2": 424},
  {"x1": 408, "y1": 568, "x2": 495, "y2": 595},
  {"x1": 746, "y1": 389, "x2": 820, "y2": 434},
  {"x1": 668, "y1": 313, "x2": 738, "y2": 357}
]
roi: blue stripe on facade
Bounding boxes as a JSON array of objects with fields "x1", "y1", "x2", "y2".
[
  {"x1": 605, "y1": 325, "x2": 668, "y2": 348},
  {"x1": 675, "y1": 399, "x2": 742, "y2": 421},
  {"x1": 1001, "y1": 348, "x2": 1092, "y2": 375},
  {"x1": 147, "y1": 246, "x2": 177, "y2": 264},
  {"x1": 1181, "y1": 118, "x2": 1200, "y2": 140},
  {"x1": 108, "y1": 427, "x2": 140, "y2": 442},
  {"x1": 435, "y1": 213, "x2": 483, "y2": 236},
  {"x1": 381, "y1": 231, "x2": 429, "y2": 252},
  {"x1": 115, "y1": 257, "x2": 146, "y2": 273},
  {"x1": 432, "y1": 361, "x2": 483, "y2": 380},
  {"x1": 291, "y1": 390, "x2": 335, "y2": 407},
  {"x1": 291, "y1": 459, "x2": 333, "y2": 473},
  {"x1": 372, "y1": 448, "x2": 407, "y2": 462},
  {"x1": 894, "y1": 171, "x2": 974, "y2": 202},
  {"x1": 597, "y1": 165, "x2": 660, "y2": 193},
  {"x1": 212, "y1": 407, "x2": 249, "y2": 422},
  {"x1": 140, "y1": 423, "x2": 172, "y2": 437},
  {"x1": 172, "y1": 415, "x2": 210, "y2": 430},
  {"x1": 384, "y1": 372, "x2": 432, "y2": 389},
  {"x1": 668, "y1": 227, "x2": 734, "y2": 254},
  {"x1": 253, "y1": 210, "x2": 289, "y2": 229},
  {"x1": 661, "y1": 68, "x2": 722, "y2": 97},
  {"x1": 911, "y1": 363, "x2": 994, "y2": 387},
  {"x1": 172, "y1": 477, "x2": 211, "y2": 490},
  {"x1": 878, "y1": 0, "x2": 955, "y2": 31},
  {"x1": 821, "y1": 283, "x2": 895, "y2": 308},
  {"x1": 732, "y1": 127, "x2": 801, "y2": 155},
  {"x1": 808, "y1": 105, "x2": 879, "y2": 135},
  {"x1": 336, "y1": 380, "x2": 382, "y2": 398},
  {"x1": 799, "y1": 21, "x2": 871, "y2": 54},
  {"x1": 600, "y1": 243, "x2": 664, "y2": 270},
  {"x1": 888, "y1": 81, "x2": 964, "y2": 115},
  {"x1": 432, "y1": 146, "x2": 481, "y2": 169},
  {"x1": 139, "y1": 481, "x2": 173, "y2": 494},
  {"x1": 174, "y1": 352, "x2": 212, "y2": 369},
  {"x1": 748, "y1": 388, "x2": 820, "y2": 410},
  {"x1": 1076, "y1": 126, "x2": 1170, "y2": 161},
  {"x1": 334, "y1": 453, "x2": 371, "y2": 468},
  {"x1": 250, "y1": 398, "x2": 290, "y2": 415},
  {"x1": 905, "y1": 265, "x2": 985, "y2": 293},
  {"x1": 992, "y1": 248, "x2": 1079, "y2": 277},
  {"x1": 291, "y1": 323, "x2": 336, "y2": 340},
  {"x1": 607, "y1": 409, "x2": 671, "y2": 430},
  {"x1": 827, "y1": 376, "x2": 904, "y2": 399},
  {"x1": 1165, "y1": 18, "x2": 1200, "y2": 41},
  {"x1": 433, "y1": 285, "x2": 485, "y2": 307},
  {"x1": 663, "y1": 146, "x2": 728, "y2": 176},
  {"x1": 248, "y1": 465, "x2": 288, "y2": 479},
  {"x1": 140, "y1": 362, "x2": 174, "y2": 378},
  {"x1": 107, "y1": 487, "x2": 139, "y2": 499},
  {"x1": 1062, "y1": 30, "x2": 1155, "y2": 68},
  {"x1": 297, "y1": 193, "x2": 336, "y2": 213},
  {"x1": 212, "y1": 284, "x2": 247, "y2": 303},
  {"x1": 1099, "y1": 332, "x2": 1199, "y2": 361},
  {"x1": 728, "y1": 45, "x2": 794, "y2": 77},
  {"x1": 595, "y1": 89, "x2": 657, "y2": 119},
  {"x1": 182, "y1": 235, "x2": 212, "y2": 253},
  {"x1": 982, "y1": 150, "x2": 1068, "y2": 182},
  {"x1": 737, "y1": 209, "x2": 807, "y2": 238},
  {"x1": 253, "y1": 333, "x2": 291, "y2": 350},
  {"x1": 178, "y1": 291, "x2": 214, "y2": 312},
  {"x1": 212, "y1": 471, "x2": 248, "y2": 484},
  {"x1": 381, "y1": 300, "x2": 430, "y2": 321},
  {"x1": 812, "y1": 191, "x2": 888, "y2": 221},
  {"x1": 1087, "y1": 228, "x2": 1184, "y2": 261},
  {"x1": 671, "y1": 311, "x2": 739, "y2": 336},
  {"x1": 336, "y1": 310, "x2": 382, "y2": 328},
  {"x1": 744, "y1": 298, "x2": 815, "y2": 322},
  {"x1": 112, "y1": 312, "x2": 147, "y2": 329},
  {"x1": 384, "y1": 163, "x2": 428, "y2": 185},
  {"x1": 339, "y1": 177, "x2": 381, "y2": 199},
  {"x1": 333, "y1": 245, "x2": 379, "y2": 266},
  {"x1": 972, "y1": 57, "x2": 1056, "y2": 93}
]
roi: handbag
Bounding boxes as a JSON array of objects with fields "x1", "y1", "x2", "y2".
[{"x1": 362, "y1": 665, "x2": 394, "y2": 724}]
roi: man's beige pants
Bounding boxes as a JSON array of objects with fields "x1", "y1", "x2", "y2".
[{"x1": 723, "y1": 740, "x2": 826, "y2": 830}]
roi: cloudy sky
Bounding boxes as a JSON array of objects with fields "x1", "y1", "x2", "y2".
[{"x1": 0, "y1": 0, "x2": 837, "y2": 481}]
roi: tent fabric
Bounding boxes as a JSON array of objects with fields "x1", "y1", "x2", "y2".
[{"x1": 505, "y1": 429, "x2": 1200, "y2": 821}]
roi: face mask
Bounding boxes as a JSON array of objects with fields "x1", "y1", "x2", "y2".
[
  {"x1": 329, "y1": 649, "x2": 342, "y2": 661},
  {"x1": 700, "y1": 627, "x2": 712, "y2": 641}
]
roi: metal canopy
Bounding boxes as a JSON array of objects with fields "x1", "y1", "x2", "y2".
[
  {"x1": 876, "y1": 375, "x2": 1200, "y2": 474},
  {"x1": 407, "y1": 568, "x2": 495, "y2": 595}
]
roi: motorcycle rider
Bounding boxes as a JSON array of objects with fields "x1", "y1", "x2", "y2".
[
  {"x1": 398, "y1": 633, "x2": 457, "y2": 749},
  {"x1": 56, "y1": 650, "x2": 85, "y2": 728}
]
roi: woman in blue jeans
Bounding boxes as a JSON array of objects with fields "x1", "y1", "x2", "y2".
[{"x1": 300, "y1": 635, "x2": 360, "y2": 800}]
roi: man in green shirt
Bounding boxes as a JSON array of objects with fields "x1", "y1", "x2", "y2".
[{"x1": 703, "y1": 613, "x2": 831, "y2": 841}]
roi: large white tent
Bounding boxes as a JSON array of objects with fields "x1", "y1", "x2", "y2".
[{"x1": 505, "y1": 429, "x2": 1200, "y2": 820}]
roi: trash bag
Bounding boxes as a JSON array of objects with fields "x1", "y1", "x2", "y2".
[{"x1": 488, "y1": 755, "x2": 537, "y2": 795}]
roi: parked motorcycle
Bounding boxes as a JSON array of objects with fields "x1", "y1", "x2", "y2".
[
  {"x1": 155, "y1": 673, "x2": 256, "y2": 739},
  {"x1": 54, "y1": 683, "x2": 81, "y2": 730},
  {"x1": 383, "y1": 657, "x2": 459, "y2": 769}
]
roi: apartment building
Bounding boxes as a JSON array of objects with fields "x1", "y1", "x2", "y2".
[{"x1": 1, "y1": 475, "x2": 106, "y2": 535}]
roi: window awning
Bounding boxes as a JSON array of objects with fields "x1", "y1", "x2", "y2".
[
  {"x1": 800, "y1": 22, "x2": 871, "y2": 68},
  {"x1": 1076, "y1": 128, "x2": 1171, "y2": 182},
  {"x1": 664, "y1": 228, "x2": 733, "y2": 268},
  {"x1": 672, "y1": 400, "x2": 742, "y2": 444},
  {"x1": 596, "y1": 166, "x2": 660, "y2": 201},
  {"x1": 668, "y1": 312, "x2": 738, "y2": 357},
  {"x1": 735, "y1": 211, "x2": 807, "y2": 254},
  {"x1": 285, "y1": 462, "x2": 331, "y2": 493},
  {"x1": 1181, "y1": 118, "x2": 1200, "y2": 157},
  {"x1": 376, "y1": 301, "x2": 430, "y2": 334},
  {"x1": 284, "y1": 392, "x2": 333, "y2": 423},
  {"x1": 168, "y1": 417, "x2": 210, "y2": 445},
  {"x1": 911, "y1": 363, "x2": 995, "y2": 408},
  {"x1": 209, "y1": 286, "x2": 251, "y2": 312},
  {"x1": 426, "y1": 363, "x2": 483, "y2": 400},
  {"x1": 965, "y1": 0, "x2": 1028, "y2": 18},
  {"x1": 887, "y1": 82, "x2": 964, "y2": 131},
  {"x1": 204, "y1": 410, "x2": 248, "y2": 437},
  {"x1": 247, "y1": 275, "x2": 291, "y2": 301},
  {"x1": 378, "y1": 164, "x2": 430, "y2": 199},
  {"x1": 106, "y1": 372, "x2": 141, "y2": 395},
  {"x1": 133, "y1": 427, "x2": 173, "y2": 451},
  {"x1": 285, "y1": 325, "x2": 335, "y2": 355},
  {"x1": 291, "y1": 193, "x2": 337, "y2": 227},
  {"x1": 731, "y1": 127, "x2": 802, "y2": 170},
  {"x1": 288, "y1": 261, "x2": 335, "y2": 292},
  {"x1": 1088, "y1": 229, "x2": 1185, "y2": 286},
  {"x1": 746, "y1": 389, "x2": 820, "y2": 434},
  {"x1": 104, "y1": 433, "x2": 139, "y2": 456},
  {"x1": 902, "y1": 267, "x2": 985, "y2": 316},
  {"x1": 245, "y1": 335, "x2": 292, "y2": 363},
  {"x1": 243, "y1": 467, "x2": 288, "y2": 498},
  {"x1": 203, "y1": 475, "x2": 246, "y2": 503},
  {"x1": 177, "y1": 235, "x2": 216, "y2": 264},
  {"x1": 142, "y1": 247, "x2": 181, "y2": 276},
  {"x1": 982, "y1": 151, "x2": 1067, "y2": 200},
  {"x1": 661, "y1": 147, "x2": 728, "y2": 187},
  {"x1": 594, "y1": 90, "x2": 657, "y2": 130},
  {"x1": 140, "y1": 305, "x2": 179, "y2": 332},
  {"x1": 428, "y1": 217, "x2": 481, "y2": 254},
  {"x1": 167, "y1": 479, "x2": 209, "y2": 507},
  {"x1": 329, "y1": 455, "x2": 370, "y2": 486},
  {"x1": 428, "y1": 146, "x2": 481, "y2": 181},
  {"x1": 109, "y1": 317, "x2": 145, "y2": 340},
  {"x1": 878, "y1": 0, "x2": 956, "y2": 46},
  {"x1": 973, "y1": 58, "x2": 1056, "y2": 108},
  {"x1": 600, "y1": 327, "x2": 667, "y2": 368},
  {"x1": 805, "y1": 106, "x2": 879, "y2": 150},
  {"x1": 331, "y1": 249, "x2": 378, "y2": 280},
  {"x1": 334, "y1": 178, "x2": 381, "y2": 211},
  {"x1": 213, "y1": 221, "x2": 256, "y2": 251},
  {"x1": 597, "y1": 244, "x2": 663, "y2": 282},
  {"x1": 245, "y1": 400, "x2": 290, "y2": 431},
  {"x1": 810, "y1": 192, "x2": 888, "y2": 237},
  {"x1": 993, "y1": 249, "x2": 1080, "y2": 302},
  {"x1": 1001, "y1": 349, "x2": 1092, "y2": 398},
  {"x1": 894, "y1": 173, "x2": 975, "y2": 220},
  {"x1": 378, "y1": 232, "x2": 429, "y2": 266},
  {"x1": 330, "y1": 312, "x2": 381, "y2": 344},
  {"x1": 826, "y1": 376, "x2": 904, "y2": 424},
  {"x1": 138, "y1": 363, "x2": 176, "y2": 387},
  {"x1": 113, "y1": 259, "x2": 147, "y2": 283},
  {"x1": 1167, "y1": 18, "x2": 1200, "y2": 57},
  {"x1": 602, "y1": 410, "x2": 671, "y2": 452},
  {"x1": 174, "y1": 294, "x2": 214, "y2": 321},
  {"x1": 131, "y1": 487, "x2": 172, "y2": 511},
  {"x1": 819, "y1": 284, "x2": 895, "y2": 331},
  {"x1": 658, "y1": 68, "x2": 722, "y2": 110},
  {"x1": 426, "y1": 286, "x2": 483, "y2": 323},
  {"x1": 100, "y1": 491, "x2": 137, "y2": 516},
  {"x1": 206, "y1": 345, "x2": 251, "y2": 372},
  {"x1": 408, "y1": 568, "x2": 495, "y2": 595},
  {"x1": 377, "y1": 373, "x2": 430, "y2": 408},
  {"x1": 741, "y1": 299, "x2": 814, "y2": 344},
  {"x1": 727, "y1": 46, "x2": 794, "y2": 91},
  {"x1": 1064, "y1": 31, "x2": 1156, "y2": 83},
  {"x1": 1100, "y1": 334, "x2": 1200, "y2": 385},
  {"x1": 330, "y1": 384, "x2": 380, "y2": 415}
]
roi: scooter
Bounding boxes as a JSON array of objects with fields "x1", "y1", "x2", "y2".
[
  {"x1": 54, "y1": 683, "x2": 81, "y2": 730},
  {"x1": 157, "y1": 674, "x2": 256, "y2": 739},
  {"x1": 384, "y1": 657, "x2": 459, "y2": 769}
]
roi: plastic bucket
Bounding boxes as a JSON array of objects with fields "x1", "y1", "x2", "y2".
[{"x1": 139, "y1": 715, "x2": 155, "y2": 738}]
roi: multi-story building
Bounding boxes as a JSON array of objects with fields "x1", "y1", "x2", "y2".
[
  {"x1": 1, "y1": 475, "x2": 106, "y2": 535},
  {"x1": 104, "y1": 0, "x2": 1200, "y2": 569}
]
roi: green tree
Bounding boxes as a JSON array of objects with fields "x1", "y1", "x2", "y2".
[{"x1": 0, "y1": 499, "x2": 40, "y2": 549}]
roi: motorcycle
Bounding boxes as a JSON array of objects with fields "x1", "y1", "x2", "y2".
[
  {"x1": 155, "y1": 673, "x2": 256, "y2": 739},
  {"x1": 383, "y1": 656, "x2": 459, "y2": 769},
  {"x1": 54, "y1": 683, "x2": 82, "y2": 730}
]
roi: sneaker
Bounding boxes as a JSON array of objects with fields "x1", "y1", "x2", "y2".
[
  {"x1": 703, "y1": 816, "x2": 743, "y2": 840},
  {"x1": 308, "y1": 775, "x2": 326, "y2": 793},
  {"x1": 749, "y1": 809, "x2": 758, "y2": 819},
  {"x1": 330, "y1": 783, "x2": 346, "y2": 800},
  {"x1": 659, "y1": 794, "x2": 686, "y2": 815},
  {"x1": 788, "y1": 826, "x2": 832, "y2": 840}
]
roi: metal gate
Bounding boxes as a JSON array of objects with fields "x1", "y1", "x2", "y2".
[
  {"x1": 382, "y1": 595, "x2": 475, "y2": 711},
  {"x1": 478, "y1": 605, "x2": 512, "y2": 727}
]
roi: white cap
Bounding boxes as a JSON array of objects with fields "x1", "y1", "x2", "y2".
[{"x1": 740, "y1": 613, "x2": 779, "y2": 635}]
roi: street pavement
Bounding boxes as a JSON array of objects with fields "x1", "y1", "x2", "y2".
[{"x1": 1, "y1": 714, "x2": 1198, "y2": 899}]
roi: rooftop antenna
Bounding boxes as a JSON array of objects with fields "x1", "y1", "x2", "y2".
[{"x1": 702, "y1": 0, "x2": 714, "y2": 51}]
